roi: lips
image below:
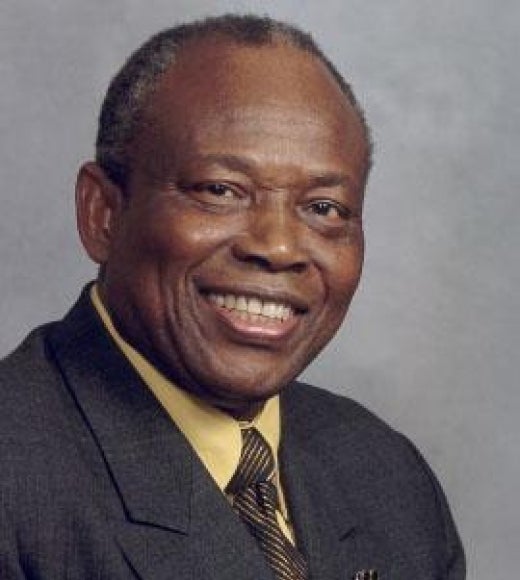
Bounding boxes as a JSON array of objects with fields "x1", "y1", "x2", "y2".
[{"x1": 199, "y1": 288, "x2": 306, "y2": 341}]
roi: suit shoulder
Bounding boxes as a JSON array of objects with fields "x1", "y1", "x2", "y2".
[
  {"x1": 283, "y1": 382, "x2": 466, "y2": 576},
  {"x1": 284, "y1": 380, "x2": 396, "y2": 435},
  {"x1": 283, "y1": 381, "x2": 435, "y2": 477},
  {"x1": 0, "y1": 322, "x2": 73, "y2": 446},
  {"x1": 0, "y1": 323, "x2": 60, "y2": 398}
]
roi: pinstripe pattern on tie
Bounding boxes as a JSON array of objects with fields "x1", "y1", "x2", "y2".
[{"x1": 226, "y1": 428, "x2": 308, "y2": 580}]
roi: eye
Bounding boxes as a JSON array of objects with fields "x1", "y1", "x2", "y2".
[
  {"x1": 201, "y1": 183, "x2": 236, "y2": 198},
  {"x1": 300, "y1": 198, "x2": 360, "y2": 237},
  {"x1": 308, "y1": 200, "x2": 348, "y2": 220},
  {"x1": 177, "y1": 181, "x2": 247, "y2": 212}
]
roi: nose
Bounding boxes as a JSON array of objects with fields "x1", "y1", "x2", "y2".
[{"x1": 231, "y1": 199, "x2": 309, "y2": 273}]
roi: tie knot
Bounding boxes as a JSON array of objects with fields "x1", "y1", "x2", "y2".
[{"x1": 226, "y1": 428, "x2": 275, "y2": 494}]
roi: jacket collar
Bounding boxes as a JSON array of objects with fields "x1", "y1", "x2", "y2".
[
  {"x1": 48, "y1": 285, "x2": 193, "y2": 534},
  {"x1": 47, "y1": 287, "x2": 277, "y2": 579}
]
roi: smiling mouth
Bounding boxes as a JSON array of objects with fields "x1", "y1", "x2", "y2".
[
  {"x1": 202, "y1": 291, "x2": 303, "y2": 339},
  {"x1": 207, "y1": 292, "x2": 294, "y2": 321}
]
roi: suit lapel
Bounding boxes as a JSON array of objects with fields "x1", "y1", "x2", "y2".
[
  {"x1": 281, "y1": 417, "x2": 357, "y2": 580},
  {"x1": 114, "y1": 457, "x2": 277, "y2": 580},
  {"x1": 280, "y1": 385, "x2": 391, "y2": 580},
  {"x1": 48, "y1": 289, "x2": 276, "y2": 580}
]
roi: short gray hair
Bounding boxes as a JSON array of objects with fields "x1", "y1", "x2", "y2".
[{"x1": 96, "y1": 13, "x2": 372, "y2": 188}]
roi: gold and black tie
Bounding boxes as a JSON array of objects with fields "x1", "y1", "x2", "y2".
[{"x1": 226, "y1": 427, "x2": 308, "y2": 580}]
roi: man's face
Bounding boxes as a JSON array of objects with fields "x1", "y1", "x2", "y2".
[{"x1": 95, "y1": 39, "x2": 369, "y2": 416}]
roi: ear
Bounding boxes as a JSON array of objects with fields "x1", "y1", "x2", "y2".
[{"x1": 75, "y1": 162, "x2": 125, "y2": 265}]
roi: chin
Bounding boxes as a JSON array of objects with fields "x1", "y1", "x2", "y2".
[
  {"x1": 192, "y1": 365, "x2": 292, "y2": 407},
  {"x1": 207, "y1": 384, "x2": 282, "y2": 420},
  {"x1": 206, "y1": 375, "x2": 285, "y2": 403}
]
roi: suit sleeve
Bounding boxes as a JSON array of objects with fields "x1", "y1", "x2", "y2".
[
  {"x1": 0, "y1": 505, "x2": 27, "y2": 579},
  {"x1": 405, "y1": 436, "x2": 466, "y2": 579},
  {"x1": 430, "y1": 467, "x2": 466, "y2": 580}
]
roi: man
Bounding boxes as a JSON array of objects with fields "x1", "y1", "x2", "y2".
[{"x1": 0, "y1": 14, "x2": 465, "y2": 580}]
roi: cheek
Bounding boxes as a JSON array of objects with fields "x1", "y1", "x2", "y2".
[
  {"x1": 138, "y1": 202, "x2": 243, "y2": 265},
  {"x1": 316, "y1": 241, "x2": 364, "y2": 303},
  {"x1": 319, "y1": 248, "x2": 363, "y2": 347}
]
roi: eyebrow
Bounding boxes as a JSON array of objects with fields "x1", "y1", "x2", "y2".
[{"x1": 192, "y1": 153, "x2": 355, "y2": 190}]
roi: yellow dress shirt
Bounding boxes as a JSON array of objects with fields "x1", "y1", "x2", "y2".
[{"x1": 90, "y1": 285, "x2": 294, "y2": 542}]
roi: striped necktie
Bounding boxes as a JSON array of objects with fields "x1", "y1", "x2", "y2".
[{"x1": 226, "y1": 427, "x2": 308, "y2": 580}]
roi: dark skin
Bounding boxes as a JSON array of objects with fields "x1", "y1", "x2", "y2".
[{"x1": 76, "y1": 37, "x2": 370, "y2": 420}]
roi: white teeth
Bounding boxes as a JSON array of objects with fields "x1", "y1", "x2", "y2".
[
  {"x1": 235, "y1": 295, "x2": 248, "y2": 311},
  {"x1": 262, "y1": 302, "x2": 276, "y2": 318},
  {"x1": 248, "y1": 297, "x2": 263, "y2": 315},
  {"x1": 224, "y1": 294, "x2": 236, "y2": 309},
  {"x1": 208, "y1": 292, "x2": 294, "y2": 320}
]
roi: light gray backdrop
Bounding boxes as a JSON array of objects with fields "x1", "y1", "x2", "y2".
[{"x1": 1, "y1": 1, "x2": 518, "y2": 577}]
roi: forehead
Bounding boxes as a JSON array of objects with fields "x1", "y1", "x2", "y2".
[{"x1": 131, "y1": 38, "x2": 368, "y2": 181}]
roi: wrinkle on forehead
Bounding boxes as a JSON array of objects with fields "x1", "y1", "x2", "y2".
[
  {"x1": 136, "y1": 106, "x2": 365, "y2": 191},
  {"x1": 189, "y1": 105, "x2": 350, "y2": 148}
]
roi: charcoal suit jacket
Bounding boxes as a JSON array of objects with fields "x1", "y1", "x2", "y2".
[{"x1": 0, "y1": 287, "x2": 465, "y2": 579}]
